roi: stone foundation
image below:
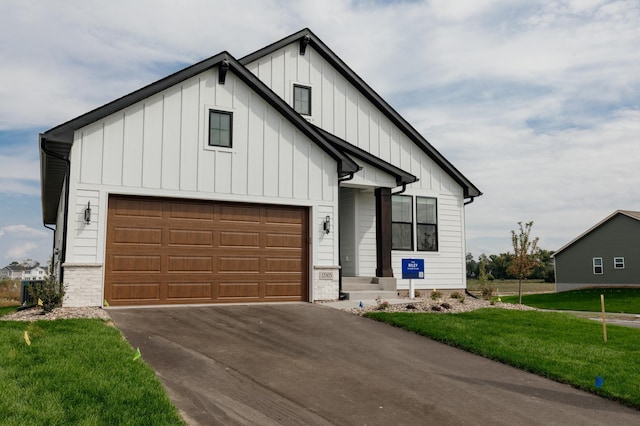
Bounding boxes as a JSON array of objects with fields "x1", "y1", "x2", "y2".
[
  {"x1": 313, "y1": 265, "x2": 340, "y2": 301},
  {"x1": 62, "y1": 263, "x2": 103, "y2": 307}
]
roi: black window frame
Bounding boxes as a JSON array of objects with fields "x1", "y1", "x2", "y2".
[
  {"x1": 208, "y1": 109, "x2": 233, "y2": 148},
  {"x1": 391, "y1": 195, "x2": 413, "y2": 251},
  {"x1": 293, "y1": 84, "x2": 311, "y2": 116},
  {"x1": 416, "y1": 196, "x2": 438, "y2": 252}
]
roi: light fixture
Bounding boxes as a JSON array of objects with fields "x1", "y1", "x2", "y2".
[
  {"x1": 323, "y1": 215, "x2": 331, "y2": 234},
  {"x1": 84, "y1": 201, "x2": 92, "y2": 224}
]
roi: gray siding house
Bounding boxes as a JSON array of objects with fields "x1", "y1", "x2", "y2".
[{"x1": 554, "y1": 210, "x2": 640, "y2": 291}]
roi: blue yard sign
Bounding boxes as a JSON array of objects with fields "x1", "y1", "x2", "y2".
[{"x1": 402, "y1": 258, "x2": 425, "y2": 279}]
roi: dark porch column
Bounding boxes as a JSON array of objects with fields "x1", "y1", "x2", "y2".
[{"x1": 375, "y1": 187, "x2": 394, "y2": 277}]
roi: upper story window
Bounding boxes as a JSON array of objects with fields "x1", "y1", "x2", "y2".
[
  {"x1": 391, "y1": 195, "x2": 413, "y2": 250},
  {"x1": 593, "y1": 257, "x2": 603, "y2": 274},
  {"x1": 293, "y1": 85, "x2": 311, "y2": 115},
  {"x1": 208, "y1": 110, "x2": 233, "y2": 148},
  {"x1": 614, "y1": 257, "x2": 625, "y2": 269},
  {"x1": 417, "y1": 197, "x2": 438, "y2": 251}
]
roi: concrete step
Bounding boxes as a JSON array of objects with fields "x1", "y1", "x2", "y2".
[
  {"x1": 342, "y1": 290, "x2": 399, "y2": 301},
  {"x1": 342, "y1": 282, "x2": 383, "y2": 291}
]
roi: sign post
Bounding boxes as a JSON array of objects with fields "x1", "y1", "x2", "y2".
[{"x1": 401, "y1": 259, "x2": 425, "y2": 299}]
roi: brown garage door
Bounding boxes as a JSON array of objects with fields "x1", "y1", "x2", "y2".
[{"x1": 104, "y1": 195, "x2": 308, "y2": 306}]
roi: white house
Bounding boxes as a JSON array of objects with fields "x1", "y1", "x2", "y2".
[
  {"x1": 0, "y1": 265, "x2": 48, "y2": 281},
  {"x1": 39, "y1": 29, "x2": 481, "y2": 307}
]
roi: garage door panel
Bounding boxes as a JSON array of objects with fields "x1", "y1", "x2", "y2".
[
  {"x1": 113, "y1": 227, "x2": 162, "y2": 245},
  {"x1": 265, "y1": 258, "x2": 302, "y2": 272},
  {"x1": 219, "y1": 231, "x2": 260, "y2": 247},
  {"x1": 265, "y1": 208, "x2": 303, "y2": 224},
  {"x1": 112, "y1": 198, "x2": 163, "y2": 219},
  {"x1": 218, "y1": 282, "x2": 260, "y2": 299},
  {"x1": 111, "y1": 255, "x2": 161, "y2": 272},
  {"x1": 105, "y1": 195, "x2": 308, "y2": 306},
  {"x1": 218, "y1": 205, "x2": 260, "y2": 223},
  {"x1": 167, "y1": 256, "x2": 213, "y2": 272},
  {"x1": 265, "y1": 233, "x2": 302, "y2": 249},
  {"x1": 265, "y1": 283, "x2": 304, "y2": 297},
  {"x1": 218, "y1": 257, "x2": 261, "y2": 273},
  {"x1": 168, "y1": 201, "x2": 214, "y2": 221},
  {"x1": 169, "y1": 229, "x2": 213, "y2": 246},
  {"x1": 110, "y1": 282, "x2": 160, "y2": 301},
  {"x1": 167, "y1": 282, "x2": 212, "y2": 300}
]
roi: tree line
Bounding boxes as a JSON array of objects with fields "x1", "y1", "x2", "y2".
[{"x1": 466, "y1": 249, "x2": 554, "y2": 282}]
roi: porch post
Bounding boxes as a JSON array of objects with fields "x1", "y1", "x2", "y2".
[{"x1": 375, "y1": 187, "x2": 394, "y2": 277}]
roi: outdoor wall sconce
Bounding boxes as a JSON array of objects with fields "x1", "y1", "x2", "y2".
[
  {"x1": 84, "y1": 201, "x2": 92, "y2": 225},
  {"x1": 323, "y1": 215, "x2": 331, "y2": 234}
]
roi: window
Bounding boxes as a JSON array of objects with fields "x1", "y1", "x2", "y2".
[
  {"x1": 614, "y1": 257, "x2": 625, "y2": 269},
  {"x1": 417, "y1": 197, "x2": 438, "y2": 251},
  {"x1": 208, "y1": 110, "x2": 232, "y2": 147},
  {"x1": 391, "y1": 195, "x2": 413, "y2": 250},
  {"x1": 593, "y1": 257, "x2": 603, "y2": 274},
  {"x1": 293, "y1": 85, "x2": 311, "y2": 115}
]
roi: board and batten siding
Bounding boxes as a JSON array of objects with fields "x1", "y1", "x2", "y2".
[
  {"x1": 64, "y1": 67, "x2": 339, "y2": 268},
  {"x1": 244, "y1": 45, "x2": 462, "y2": 197},
  {"x1": 245, "y1": 43, "x2": 467, "y2": 288}
]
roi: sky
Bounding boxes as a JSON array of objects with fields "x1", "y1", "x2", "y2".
[{"x1": 0, "y1": 0, "x2": 639, "y2": 265}]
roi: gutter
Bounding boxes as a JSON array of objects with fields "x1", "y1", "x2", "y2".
[
  {"x1": 464, "y1": 196, "x2": 475, "y2": 206},
  {"x1": 40, "y1": 135, "x2": 70, "y2": 284}
]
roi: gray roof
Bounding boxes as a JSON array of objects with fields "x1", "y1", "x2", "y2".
[
  {"x1": 553, "y1": 210, "x2": 640, "y2": 256},
  {"x1": 241, "y1": 28, "x2": 482, "y2": 198}
]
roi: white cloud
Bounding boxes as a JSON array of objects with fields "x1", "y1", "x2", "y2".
[
  {"x1": 0, "y1": 224, "x2": 48, "y2": 239},
  {"x1": 0, "y1": 0, "x2": 638, "y2": 261},
  {"x1": 6, "y1": 242, "x2": 38, "y2": 261}
]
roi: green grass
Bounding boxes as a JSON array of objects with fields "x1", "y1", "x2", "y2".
[
  {"x1": 0, "y1": 306, "x2": 18, "y2": 317},
  {"x1": 366, "y1": 309, "x2": 640, "y2": 409},
  {"x1": 501, "y1": 287, "x2": 640, "y2": 314},
  {"x1": 0, "y1": 318, "x2": 184, "y2": 425}
]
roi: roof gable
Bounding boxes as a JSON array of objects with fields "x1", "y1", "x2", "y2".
[
  {"x1": 553, "y1": 210, "x2": 640, "y2": 256},
  {"x1": 40, "y1": 51, "x2": 359, "y2": 224},
  {"x1": 240, "y1": 28, "x2": 481, "y2": 198}
]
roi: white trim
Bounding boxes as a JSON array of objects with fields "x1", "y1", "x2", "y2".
[{"x1": 593, "y1": 257, "x2": 603, "y2": 275}]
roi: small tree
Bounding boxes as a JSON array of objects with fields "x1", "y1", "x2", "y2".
[{"x1": 507, "y1": 221, "x2": 540, "y2": 304}]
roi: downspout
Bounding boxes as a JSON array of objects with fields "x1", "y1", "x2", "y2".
[
  {"x1": 43, "y1": 223, "x2": 56, "y2": 276},
  {"x1": 40, "y1": 137, "x2": 70, "y2": 285},
  {"x1": 337, "y1": 170, "x2": 358, "y2": 300},
  {"x1": 464, "y1": 196, "x2": 475, "y2": 206}
]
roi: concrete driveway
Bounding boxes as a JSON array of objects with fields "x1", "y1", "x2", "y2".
[{"x1": 109, "y1": 304, "x2": 639, "y2": 425}]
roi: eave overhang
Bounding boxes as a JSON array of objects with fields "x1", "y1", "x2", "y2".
[
  {"x1": 241, "y1": 28, "x2": 482, "y2": 198},
  {"x1": 39, "y1": 50, "x2": 359, "y2": 225}
]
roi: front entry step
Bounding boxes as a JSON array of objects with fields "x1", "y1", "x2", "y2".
[{"x1": 341, "y1": 277, "x2": 397, "y2": 301}]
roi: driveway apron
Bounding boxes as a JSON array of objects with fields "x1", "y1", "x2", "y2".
[{"x1": 109, "y1": 304, "x2": 639, "y2": 425}]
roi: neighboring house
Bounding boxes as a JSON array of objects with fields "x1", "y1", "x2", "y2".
[
  {"x1": 39, "y1": 28, "x2": 481, "y2": 307},
  {"x1": 0, "y1": 265, "x2": 47, "y2": 281},
  {"x1": 0, "y1": 265, "x2": 25, "y2": 280},
  {"x1": 554, "y1": 210, "x2": 640, "y2": 291},
  {"x1": 22, "y1": 266, "x2": 48, "y2": 281}
]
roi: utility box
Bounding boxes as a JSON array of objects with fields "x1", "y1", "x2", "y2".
[{"x1": 20, "y1": 280, "x2": 41, "y2": 305}]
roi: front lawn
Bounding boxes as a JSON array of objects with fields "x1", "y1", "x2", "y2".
[
  {"x1": 0, "y1": 316, "x2": 184, "y2": 425},
  {"x1": 501, "y1": 287, "x2": 640, "y2": 314},
  {"x1": 366, "y1": 309, "x2": 640, "y2": 409}
]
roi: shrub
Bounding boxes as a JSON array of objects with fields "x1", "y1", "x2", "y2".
[
  {"x1": 430, "y1": 289, "x2": 443, "y2": 300},
  {"x1": 450, "y1": 291, "x2": 463, "y2": 299},
  {"x1": 28, "y1": 278, "x2": 65, "y2": 313},
  {"x1": 480, "y1": 285, "x2": 494, "y2": 300},
  {"x1": 375, "y1": 296, "x2": 389, "y2": 311}
]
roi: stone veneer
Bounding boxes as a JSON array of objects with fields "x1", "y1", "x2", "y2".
[
  {"x1": 62, "y1": 263, "x2": 103, "y2": 307},
  {"x1": 313, "y1": 265, "x2": 341, "y2": 301}
]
